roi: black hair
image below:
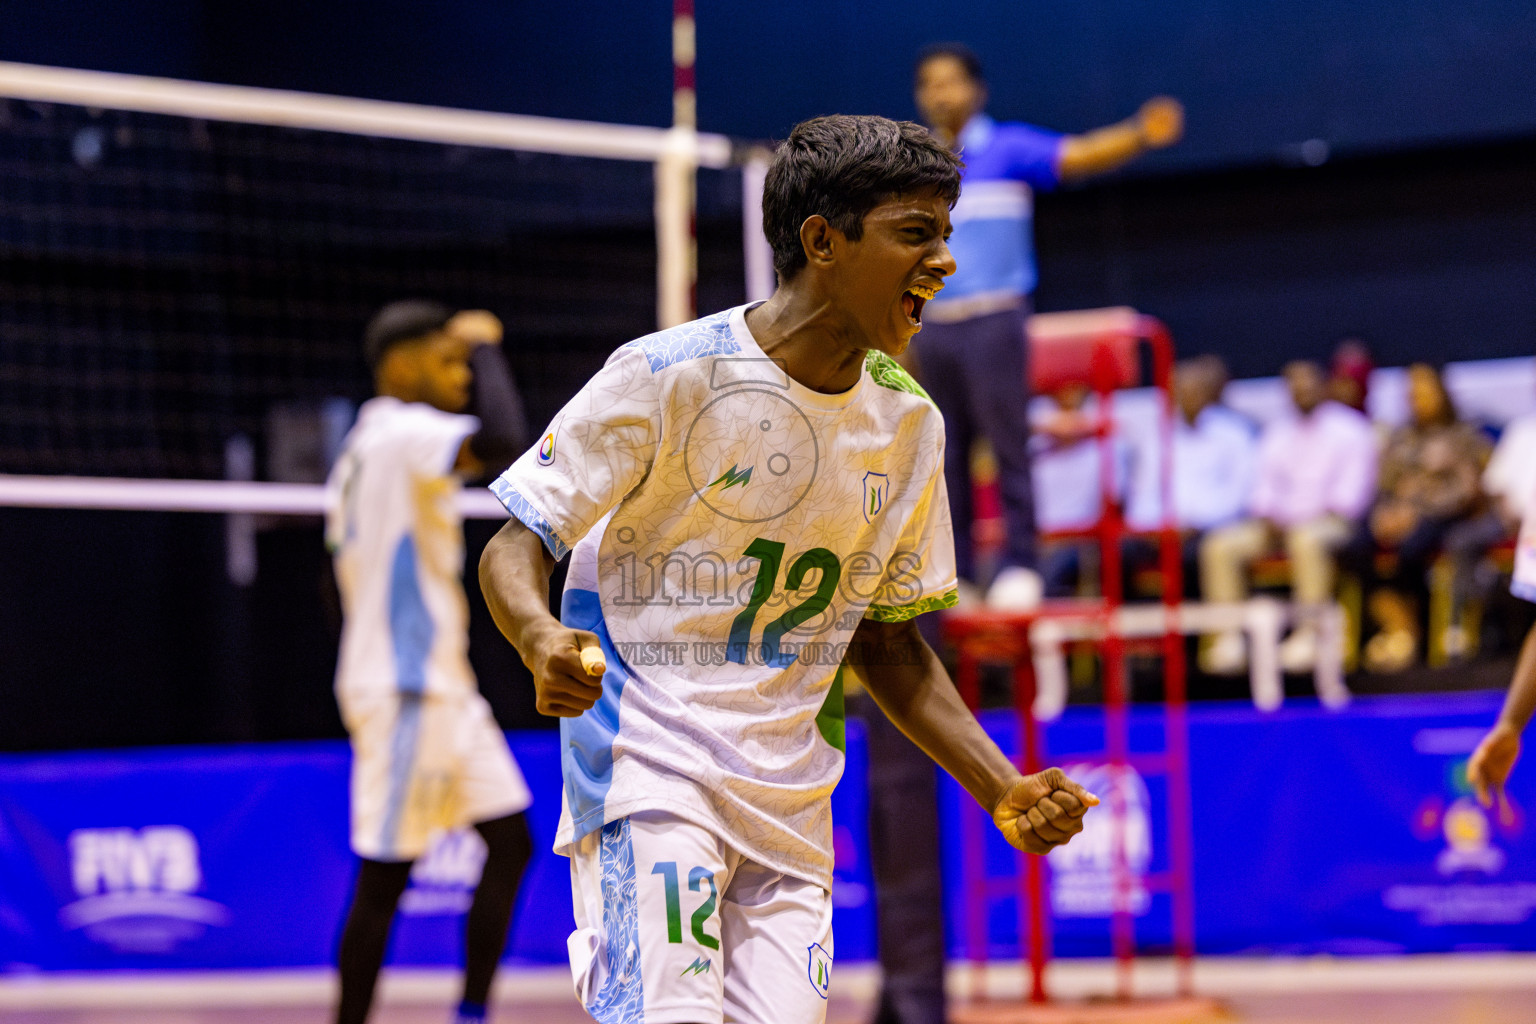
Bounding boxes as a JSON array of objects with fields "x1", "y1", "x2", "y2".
[
  {"x1": 363, "y1": 299, "x2": 453, "y2": 369},
  {"x1": 761, "y1": 114, "x2": 962, "y2": 282},
  {"x1": 914, "y1": 42, "x2": 985, "y2": 85}
]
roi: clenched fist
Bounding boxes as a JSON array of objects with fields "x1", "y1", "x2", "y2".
[
  {"x1": 526, "y1": 625, "x2": 607, "y2": 718},
  {"x1": 993, "y1": 766, "x2": 1100, "y2": 855}
]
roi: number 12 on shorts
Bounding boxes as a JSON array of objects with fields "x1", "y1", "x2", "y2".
[{"x1": 652, "y1": 861, "x2": 719, "y2": 950}]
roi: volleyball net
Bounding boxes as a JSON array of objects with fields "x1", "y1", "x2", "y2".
[
  {"x1": 0, "y1": 60, "x2": 773, "y2": 485},
  {"x1": 0, "y1": 62, "x2": 781, "y2": 748}
]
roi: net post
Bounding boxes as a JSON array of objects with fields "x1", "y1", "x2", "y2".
[
  {"x1": 656, "y1": 0, "x2": 699, "y2": 329},
  {"x1": 655, "y1": 131, "x2": 698, "y2": 329},
  {"x1": 741, "y1": 150, "x2": 775, "y2": 302}
]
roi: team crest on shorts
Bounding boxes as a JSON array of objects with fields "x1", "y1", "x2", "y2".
[
  {"x1": 806, "y1": 942, "x2": 832, "y2": 999},
  {"x1": 862, "y1": 471, "x2": 890, "y2": 523},
  {"x1": 537, "y1": 431, "x2": 556, "y2": 466}
]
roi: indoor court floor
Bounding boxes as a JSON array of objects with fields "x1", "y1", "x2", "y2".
[{"x1": 5, "y1": 957, "x2": 1536, "y2": 1024}]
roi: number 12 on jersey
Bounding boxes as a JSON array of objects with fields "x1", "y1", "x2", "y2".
[{"x1": 728, "y1": 538, "x2": 842, "y2": 666}]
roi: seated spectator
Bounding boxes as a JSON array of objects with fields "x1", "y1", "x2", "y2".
[
  {"x1": 1032, "y1": 381, "x2": 1130, "y2": 597},
  {"x1": 1125, "y1": 356, "x2": 1257, "y2": 595},
  {"x1": 1341, "y1": 363, "x2": 1491, "y2": 672},
  {"x1": 1328, "y1": 337, "x2": 1374, "y2": 414},
  {"x1": 1200, "y1": 361, "x2": 1377, "y2": 674}
]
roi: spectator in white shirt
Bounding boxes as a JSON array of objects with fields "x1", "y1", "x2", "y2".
[
  {"x1": 1483, "y1": 412, "x2": 1536, "y2": 524},
  {"x1": 1032, "y1": 382, "x2": 1131, "y2": 596},
  {"x1": 1125, "y1": 356, "x2": 1256, "y2": 595},
  {"x1": 1200, "y1": 360, "x2": 1378, "y2": 673}
]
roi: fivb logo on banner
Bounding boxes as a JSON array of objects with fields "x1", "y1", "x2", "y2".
[
  {"x1": 61, "y1": 826, "x2": 230, "y2": 953},
  {"x1": 400, "y1": 828, "x2": 488, "y2": 916},
  {"x1": 1047, "y1": 763, "x2": 1153, "y2": 918}
]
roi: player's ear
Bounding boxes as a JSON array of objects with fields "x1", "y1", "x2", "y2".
[{"x1": 799, "y1": 214, "x2": 839, "y2": 270}]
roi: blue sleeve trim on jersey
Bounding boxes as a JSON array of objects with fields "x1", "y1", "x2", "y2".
[
  {"x1": 622, "y1": 309, "x2": 740, "y2": 373},
  {"x1": 489, "y1": 478, "x2": 571, "y2": 561},
  {"x1": 560, "y1": 588, "x2": 630, "y2": 845},
  {"x1": 864, "y1": 587, "x2": 960, "y2": 623}
]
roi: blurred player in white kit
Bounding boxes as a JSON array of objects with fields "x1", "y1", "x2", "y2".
[{"x1": 325, "y1": 300, "x2": 532, "y2": 1024}]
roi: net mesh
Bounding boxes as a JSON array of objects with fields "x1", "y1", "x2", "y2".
[{"x1": 0, "y1": 96, "x2": 745, "y2": 478}]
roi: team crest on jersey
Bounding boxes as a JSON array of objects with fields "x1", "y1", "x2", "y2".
[
  {"x1": 806, "y1": 942, "x2": 832, "y2": 999},
  {"x1": 862, "y1": 471, "x2": 890, "y2": 523},
  {"x1": 537, "y1": 431, "x2": 556, "y2": 466}
]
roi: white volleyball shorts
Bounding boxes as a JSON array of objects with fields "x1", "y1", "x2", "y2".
[
  {"x1": 340, "y1": 689, "x2": 531, "y2": 861},
  {"x1": 566, "y1": 810, "x2": 834, "y2": 1024}
]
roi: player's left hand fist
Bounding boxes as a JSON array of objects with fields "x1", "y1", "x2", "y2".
[
  {"x1": 446, "y1": 309, "x2": 504, "y2": 346},
  {"x1": 993, "y1": 767, "x2": 1100, "y2": 855},
  {"x1": 1137, "y1": 96, "x2": 1184, "y2": 149}
]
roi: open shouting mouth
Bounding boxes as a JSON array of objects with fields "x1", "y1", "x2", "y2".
[{"x1": 902, "y1": 281, "x2": 939, "y2": 327}]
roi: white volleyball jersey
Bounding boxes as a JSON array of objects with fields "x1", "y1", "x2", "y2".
[
  {"x1": 491, "y1": 304, "x2": 958, "y2": 887},
  {"x1": 326, "y1": 396, "x2": 481, "y2": 700}
]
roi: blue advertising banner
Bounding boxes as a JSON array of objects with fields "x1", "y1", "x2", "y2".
[
  {"x1": 4, "y1": 695, "x2": 1534, "y2": 974},
  {"x1": 0, "y1": 726, "x2": 876, "y2": 973},
  {"x1": 940, "y1": 692, "x2": 1536, "y2": 958}
]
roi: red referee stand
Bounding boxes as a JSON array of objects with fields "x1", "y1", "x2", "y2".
[{"x1": 943, "y1": 309, "x2": 1221, "y2": 1023}]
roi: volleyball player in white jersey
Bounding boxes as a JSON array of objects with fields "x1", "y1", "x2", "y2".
[
  {"x1": 478, "y1": 116, "x2": 1098, "y2": 1024},
  {"x1": 326, "y1": 301, "x2": 533, "y2": 1024}
]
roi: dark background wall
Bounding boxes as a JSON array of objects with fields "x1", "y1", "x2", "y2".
[
  {"x1": 8, "y1": 1, "x2": 1535, "y2": 167},
  {"x1": 3, "y1": 1, "x2": 1535, "y2": 749},
  {"x1": 5, "y1": 0, "x2": 1535, "y2": 372}
]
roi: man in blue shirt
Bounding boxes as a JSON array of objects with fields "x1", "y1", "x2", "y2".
[
  {"x1": 851, "y1": 45, "x2": 1184, "y2": 1024},
  {"x1": 913, "y1": 42, "x2": 1183, "y2": 609}
]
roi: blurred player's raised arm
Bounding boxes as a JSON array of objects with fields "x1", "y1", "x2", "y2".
[{"x1": 436, "y1": 309, "x2": 529, "y2": 480}]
